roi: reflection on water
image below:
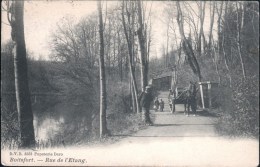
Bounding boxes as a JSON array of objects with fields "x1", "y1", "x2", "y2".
[
  {"x1": 33, "y1": 101, "x2": 92, "y2": 144},
  {"x1": 34, "y1": 114, "x2": 64, "y2": 141}
]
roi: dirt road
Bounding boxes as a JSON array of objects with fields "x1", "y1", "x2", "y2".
[
  {"x1": 57, "y1": 99, "x2": 257, "y2": 167},
  {"x1": 69, "y1": 91, "x2": 258, "y2": 166},
  {"x1": 95, "y1": 103, "x2": 258, "y2": 167}
]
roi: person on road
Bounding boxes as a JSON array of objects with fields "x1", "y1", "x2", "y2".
[
  {"x1": 168, "y1": 89, "x2": 176, "y2": 113},
  {"x1": 159, "y1": 98, "x2": 164, "y2": 112},
  {"x1": 168, "y1": 89, "x2": 173, "y2": 112},
  {"x1": 140, "y1": 86, "x2": 153, "y2": 125},
  {"x1": 168, "y1": 89, "x2": 173, "y2": 99},
  {"x1": 154, "y1": 97, "x2": 159, "y2": 111},
  {"x1": 187, "y1": 81, "x2": 197, "y2": 116}
]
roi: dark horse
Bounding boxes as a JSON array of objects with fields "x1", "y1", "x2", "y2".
[{"x1": 184, "y1": 90, "x2": 196, "y2": 115}]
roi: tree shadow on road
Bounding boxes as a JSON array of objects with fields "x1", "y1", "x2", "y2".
[
  {"x1": 152, "y1": 124, "x2": 180, "y2": 127},
  {"x1": 196, "y1": 110, "x2": 219, "y2": 117},
  {"x1": 153, "y1": 123, "x2": 216, "y2": 127},
  {"x1": 177, "y1": 110, "x2": 219, "y2": 117},
  {"x1": 112, "y1": 134, "x2": 218, "y2": 138}
]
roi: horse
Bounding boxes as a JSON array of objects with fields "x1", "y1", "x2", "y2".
[{"x1": 169, "y1": 86, "x2": 198, "y2": 114}]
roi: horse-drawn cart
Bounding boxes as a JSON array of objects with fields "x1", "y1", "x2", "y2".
[{"x1": 169, "y1": 87, "x2": 189, "y2": 113}]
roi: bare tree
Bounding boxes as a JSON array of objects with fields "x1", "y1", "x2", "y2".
[
  {"x1": 176, "y1": 1, "x2": 202, "y2": 81},
  {"x1": 236, "y1": 1, "x2": 246, "y2": 79},
  {"x1": 211, "y1": 40, "x2": 221, "y2": 84},
  {"x1": 97, "y1": 1, "x2": 109, "y2": 137},
  {"x1": 121, "y1": 0, "x2": 140, "y2": 113},
  {"x1": 216, "y1": 1, "x2": 224, "y2": 55},
  {"x1": 208, "y1": 1, "x2": 216, "y2": 49},
  {"x1": 116, "y1": 28, "x2": 124, "y2": 81},
  {"x1": 197, "y1": 1, "x2": 206, "y2": 56},
  {"x1": 166, "y1": 17, "x2": 170, "y2": 68},
  {"x1": 137, "y1": 0, "x2": 151, "y2": 91},
  {"x1": 162, "y1": 2, "x2": 184, "y2": 90},
  {"x1": 7, "y1": 1, "x2": 35, "y2": 148},
  {"x1": 221, "y1": 1, "x2": 232, "y2": 87},
  {"x1": 207, "y1": 2, "x2": 221, "y2": 83}
]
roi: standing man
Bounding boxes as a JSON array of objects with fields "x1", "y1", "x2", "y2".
[
  {"x1": 140, "y1": 86, "x2": 153, "y2": 125},
  {"x1": 168, "y1": 89, "x2": 173, "y2": 112},
  {"x1": 159, "y1": 98, "x2": 165, "y2": 112},
  {"x1": 168, "y1": 89, "x2": 176, "y2": 113},
  {"x1": 187, "y1": 81, "x2": 197, "y2": 116}
]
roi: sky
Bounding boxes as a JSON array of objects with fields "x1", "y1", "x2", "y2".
[
  {"x1": 1, "y1": 1, "x2": 216, "y2": 60},
  {"x1": 2, "y1": 1, "x2": 102, "y2": 59}
]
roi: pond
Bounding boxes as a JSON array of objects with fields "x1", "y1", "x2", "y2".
[{"x1": 33, "y1": 101, "x2": 94, "y2": 146}]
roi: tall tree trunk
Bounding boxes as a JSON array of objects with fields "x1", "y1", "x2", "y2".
[
  {"x1": 208, "y1": 2, "x2": 220, "y2": 83},
  {"x1": 217, "y1": 1, "x2": 224, "y2": 55},
  {"x1": 223, "y1": 48, "x2": 232, "y2": 87},
  {"x1": 212, "y1": 40, "x2": 221, "y2": 84},
  {"x1": 176, "y1": 2, "x2": 202, "y2": 81},
  {"x1": 221, "y1": 1, "x2": 232, "y2": 87},
  {"x1": 113, "y1": 35, "x2": 116, "y2": 77},
  {"x1": 131, "y1": 5, "x2": 140, "y2": 113},
  {"x1": 97, "y1": 1, "x2": 108, "y2": 137},
  {"x1": 10, "y1": 1, "x2": 35, "y2": 148},
  {"x1": 236, "y1": 2, "x2": 246, "y2": 79},
  {"x1": 106, "y1": 19, "x2": 111, "y2": 75},
  {"x1": 166, "y1": 20, "x2": 170, "y2": 67},
  {"x1": 208, "y1": 1, "x2": 215, "y2": 49},
  {"x1": 121, "y1": 0, "x2": 140, "y2": 113},
  {"x1": 197, "y1": 1, "x2": 206, "y2": 56},
  {"x1": 137, "y1": 0, "x2": 149, "y2": 91},
  {"x1": 117, "y1": 30, "x2": 123, "y2": 82},
  {"x1": 130, "y1": 76, "x2": 137, "y2": 113}
]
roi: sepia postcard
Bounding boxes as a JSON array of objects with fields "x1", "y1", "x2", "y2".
[{"x1": 1, "y1": 1, "x2": 259, "y2": 166}]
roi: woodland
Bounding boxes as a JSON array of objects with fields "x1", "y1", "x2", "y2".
[{"x1": 1, "y1": 1, "x2": 259, "y2": 149}]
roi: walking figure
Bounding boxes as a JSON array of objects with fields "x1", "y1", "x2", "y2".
[
  {"x1": 140, "y1": 86, "x2": 153, "y2": 125},
  {"x1": 168, "y1": 89, "x2": 176, "y2": 113},
  {"x1": 154, "y1": 97, "x2": 159, "y2": 111},
  {"x1": 159, "y1": 98, "x2": 164, "y2": 112},
  {"x1": 168, "y1": 89, "x2": 173, "y2": 112}
]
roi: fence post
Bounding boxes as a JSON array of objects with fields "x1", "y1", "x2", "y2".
[
  {"x1": 208, "y1": 82, "x2": 212, "y2": 109},
  {"x1": 199, "y1": 82, "x2": 205, "y2": 109}
]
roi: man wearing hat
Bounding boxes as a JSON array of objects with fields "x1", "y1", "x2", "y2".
[{"x1": 140, "y1": 85, "x2": 153, "y2": 125}]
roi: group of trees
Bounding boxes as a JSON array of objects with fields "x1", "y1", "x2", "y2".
[
  {"x1": 50, "y1": 1, "x2": 153, "y2": 137},
  {"x1": 216, "y1": 1, "x2": 259, "y2": 136},
  {"x1": 162, "y1": 1, "x2": 258, "y2": 84},
  {"x1": 2, "y1": 0, "x2": 154, "y2": 148},
  {"x1": 160, "y1": 1, "x2": 259, "y2": 136},
  {"x1": 149, "y1": 1, "x2": 259, "y2": 137},
  {"x1": 1, "y1": 1, "x2": 259, "y2": 148}
]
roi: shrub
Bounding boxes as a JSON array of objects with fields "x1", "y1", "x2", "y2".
[{"x1": 216, "y1": 75, "x2": 259, "y2": 138}]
